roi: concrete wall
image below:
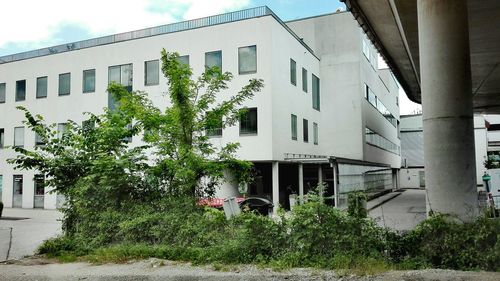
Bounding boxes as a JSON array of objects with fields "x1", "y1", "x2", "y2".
[
  {"x1": 399, "y1": 114, "x2": 488, "y2": 187},
  {"x1": 287, "y1": 12, "x2": 401, "y2": 168},
  {"x1": 400, "y1": 168, "x2": 425, "y2": 188}
]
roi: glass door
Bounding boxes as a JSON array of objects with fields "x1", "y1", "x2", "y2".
[
  {"x1": 34, "y1": 175, "x2": 45, "y2": 208},
  {"x1": 13, "y1": 175, "x2": 23, "y2": 208}
]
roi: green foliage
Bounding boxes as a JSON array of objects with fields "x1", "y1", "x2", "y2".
[
  {"x1": 402, "y1": 214, "x2": 500, "y2": 271},
  {"x1": 347, "y1": 191, "x2": 368, "y2": 219}
]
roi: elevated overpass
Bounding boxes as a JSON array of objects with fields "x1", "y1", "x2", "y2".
[{"x1": 341, "y1": 0, "x2": 500, "y2": 221}]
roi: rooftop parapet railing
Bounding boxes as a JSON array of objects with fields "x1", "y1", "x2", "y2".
[{"x1": 0, "y1": 6, "x2": 317, "y2": 64}]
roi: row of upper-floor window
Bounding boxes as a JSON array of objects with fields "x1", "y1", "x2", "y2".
[
  {"x1": 290, "y1": 114, "x2": 318, "y2": 145},
  {"x1": 0, "y1": 45, "x2": 258, "y2": 103},
  {"x1": 0, "y1": 124, "x2": 69, "y2": 149},
  {"x1": 364, "y1": 84, "x2": 397, "y2": 128},
  {"x1": 0, "y1": 106, "x2": 259, "y2": 149},
  {"x1": 365, "y1": 127, "x2": 400, "y2": 155},
  {"x1": 289, "y1": 58, "x2": 320, "y2": 111}
]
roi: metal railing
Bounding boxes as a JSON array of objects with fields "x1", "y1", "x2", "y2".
[{"x1": 0, "y1": 6, "x2": 318, "y2": 64}]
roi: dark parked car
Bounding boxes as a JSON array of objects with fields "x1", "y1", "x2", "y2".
[{"x1": 239, "y1": 197, "x2": 274, "y2": 216}]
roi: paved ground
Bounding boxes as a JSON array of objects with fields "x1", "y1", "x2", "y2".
[
  {"x1": 0, "y1": 258, "x2": 498, "y2": 281},
  {"x1": 369, "y1": 189, "x2": 426, "y2": 231},
  {"x1": 0, "y1": 208, "x2": 62, "y2": 261}
]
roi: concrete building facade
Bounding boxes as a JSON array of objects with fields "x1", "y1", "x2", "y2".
[
  {"x1": 400, "y1": 114, "x2": 488, "y2": 189},
  {"x1": 0, "y1": 7, "x2": 400, "y2": 210}
]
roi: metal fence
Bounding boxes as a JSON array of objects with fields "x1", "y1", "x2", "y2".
[{"x1": 337, "y1": 163, "x2": 393, "y2": 208}]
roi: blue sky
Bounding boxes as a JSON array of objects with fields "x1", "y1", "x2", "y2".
[{"x1": 0, "y1": 0, "x2": 344, "y2": 57}]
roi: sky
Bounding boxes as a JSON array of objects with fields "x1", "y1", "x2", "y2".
[{"x1": 0, "y1": 0, "x2": 420, "y2": 114}]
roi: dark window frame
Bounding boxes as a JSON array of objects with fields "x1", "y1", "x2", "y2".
[
  {"x1": 36, "y1": 76, "x2": 48, "y2": 99},
  {"x1": 82, "y1": 69, "x2": 96, "y2": 93},
  {"x1": 0, "y1": 83, "x2": 6, "y2": 103},
  {"x1": 205, "y1": 50, "x2": 223, "y2": 71},
  {"x1": 16, "y1": 80, "x2": 26, "y2": 102},
  {"x1": 291, "y1": 114, "x2": 297, "y2": 140},
  {"x1": 239, "y1": 107, "x2": 258, "y2": 135},
  {"x1": 58, "y1": 73, "x2": 71, "y2": 96},
  {"x1": 290, "y1": 58, "x2": 297, "y2": 86},
  {"x1": 303, "y1": 119, "x2": 309, "y2": 143},
  {"x1": 144, "y1": 60, "x2": 160, "y2": 86},
  {"x1": 302, "y1": 67, "x2": 308, "y2": 93},
  {"x1": 238, "y1": 45, "x2": 257, "y2": 75}
]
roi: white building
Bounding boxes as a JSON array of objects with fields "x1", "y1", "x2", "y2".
[
  {"x1": 0, "y1": 7, "x2": 400, "y2": 210},
  {"x1": 400, "y1": 114, "x2": 488, "y2": 189}
]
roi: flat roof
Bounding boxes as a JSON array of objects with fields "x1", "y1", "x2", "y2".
[{"x1": 0, "y1": 6, "x2": 319, "y2": 64}]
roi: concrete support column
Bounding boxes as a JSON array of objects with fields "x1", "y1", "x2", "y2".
[
  {"x1": 318, "y1": 164, "x2": 324, "y2": 198},
  {"x1": 298, "y1": 163, "x2": 304, "y2": 204},
  {"x1": 417, "y1": 0, "x2": 479, "y2": 221},
  {"x1": 272, "y1": 161, "x2": 280, "y2": 214},
  {"x1": 332, "y1": 163, "x2": 339, "y2": 207}
]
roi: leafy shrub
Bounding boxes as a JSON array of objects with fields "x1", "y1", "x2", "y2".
[
  {"x1": 347, "y1": 191, "x2": 367, "y2": 219},
  {"x1": 403, "y1": 214, "x2": 500, "y2": 271}
]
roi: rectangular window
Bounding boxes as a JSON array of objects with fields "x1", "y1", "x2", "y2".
[
  {"x1": 303, "y1": 119, "x2": 309, "y2": 143},
  {"x1": 16, "y1": 80, "x2": 26, "y2": 101},
  {"x1": 312, "y1": 74, "x2": 320, "y2": 110},
  {"x1": 238, "y1": 45, "x2": 257, "y2": 74},
  {"x1": 108, "y1": 64, "x2": 133, "y2": 110},
  {"x1": 367, "y1": 86, "x2": 377, "y2": 107},
  {"x1": 36, "y1": 76, "x2": 48, "y2": 98},
  {"x1": 205, "y1": 50, "x2": 222, "y2": 71},
  {"x1": 302, "y1": 68, "x2": 308, "y2": 92},
  {"x1": 206, "y1": 111, "x2": 223, "y2": 137},
  {"x1": 362, "y1": 38, "x2": 370, "y2": 59},
  {"x1": 57, "y1": 123, "x2": 68, "y2": 139},
  {"x1": 291, "y1": 114, "x2": 297, "y2": 140},
  {"x1": 145, "y1": 60, "x2": 159, "y2": 86},
  {"x1": 58, "y1": 73, "x2": 71, "y2": 96},
  {"x1": 0, "y1": 128, "x2": 4, "y2": 148},
  {"x1": 313, "y1": 123, "x2": 318, "y2": 145},
  {"x1": 14, "y1": 126, "x2": 24, "y2": 147},
  {"x1": 290, "y1": 58, "x2": 297, "y2": 86},
  {"x1": 35, "y1": 132, "x2": 45, "y2": 146},
  {"x1": 0, "y1": 83, "x2": 5, "y2": 103},
  {"x1": 177, "y1": 55, "x2": 189, "y2": 66},
  {"x1": 240, "y1": 107, "x2": 257, "y2": 135},
  {"x1": 83, "y1": 69, "x2": 95, "y2": 93}
]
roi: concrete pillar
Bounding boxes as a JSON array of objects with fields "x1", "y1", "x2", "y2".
[
  {"x1": 417, "y1": 0, "x2": 479, "y2": 221},
  {"x1": 272, "y1": 161, "x2": 280, "y2": 214},
  {"x1": 318, "y1": 164, "x2": 324, "y2": 197},
  {"x1": 332, "y1": 163, "x2": 339, "y2": 207},
  {"x1": 298, "y1": 163, "x2": 304, "y2": 204}
]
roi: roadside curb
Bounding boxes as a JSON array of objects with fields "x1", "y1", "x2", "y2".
[{"x1": 367, "y1": 191, "x2": 404, "y2": 211}]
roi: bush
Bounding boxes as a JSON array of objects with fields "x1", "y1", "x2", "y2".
[{"x1": 403, "y1": 214, "x2": 500, "y2": 271}]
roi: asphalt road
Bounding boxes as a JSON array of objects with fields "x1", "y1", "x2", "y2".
[
  {"x1": 0, "y1": 208, "x2": 61, "y2": 261},
  {"x1": 369, "y1": 189, "x2": 427, "y2": 231}
]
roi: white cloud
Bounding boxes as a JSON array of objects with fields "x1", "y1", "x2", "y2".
[{"x1": 0, "y1": 0, "x2": 250, "y2": 52}]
